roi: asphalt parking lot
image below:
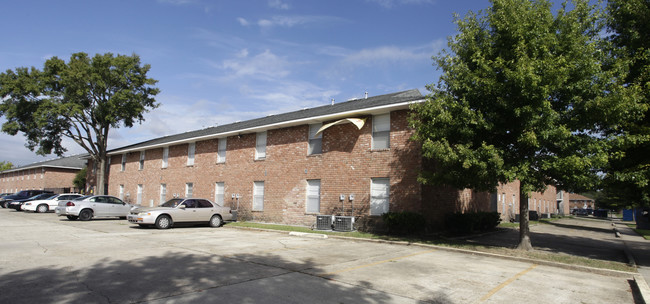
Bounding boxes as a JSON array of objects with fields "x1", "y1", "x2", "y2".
[{"x1": 0, "y1": 209, "x2": 639, "y2": 303}]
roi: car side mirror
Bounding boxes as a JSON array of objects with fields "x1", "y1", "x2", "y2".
[{"x1": 179, "y1": 205, "x2": 186, "y2": 210}]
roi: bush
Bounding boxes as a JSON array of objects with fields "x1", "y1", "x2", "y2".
[
  {"x1": 444, "y1": 211, "x2": 501, "y2": 235},
  {"x1": 381, "y1": 211, "x2": 427, "y2": 235}
]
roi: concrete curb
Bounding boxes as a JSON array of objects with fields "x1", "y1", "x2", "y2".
[
  {"x1": 228, "y1": 225, "x2": 637, "y2": 279},
  {"x1": 635, "y1": 275, "x2": 650, "y2": 304},
  {"x1": 288, "y1": 231, "x2": 328, "y2": 239}
]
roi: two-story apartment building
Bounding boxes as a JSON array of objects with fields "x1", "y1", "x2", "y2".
[
  {"x1": 88, "y1": 89, "x2": 561, "y2": 230},
  {"x1": 0, "y1": 155, "x2": 86, "y2": 194}
]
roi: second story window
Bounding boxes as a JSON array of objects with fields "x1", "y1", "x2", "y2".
[
  {"x1": 255, "y1": 131, "x2": 267, "y2": 160},
  {"x1": 162, "y1": 147, "x2": 169, "y2": 168},
  {"x1": 217, "y1": 138, "x2": 226, "y2": 163},
  {"x1": 187, "y1": 143, "x2": 195, "y2": 166},
  {"x1": 308, "y1": 124, "x2": 322, "y2": 155},
  {"x1": 372, "y1": 113, "x2": 390, "y2": 150},
  {"x1": 139, "y1": 151, "x2": 145, "y2": 170},
  {"x1": 121, "y1": 153, "x2": 127, "y2": 171}
]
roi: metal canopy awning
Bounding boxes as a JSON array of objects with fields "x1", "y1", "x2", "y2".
[{"x1": 315, "y1": 118, "x2": 366, "y2": 136}]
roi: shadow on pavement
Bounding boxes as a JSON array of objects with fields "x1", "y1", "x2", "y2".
[{"x1": 0, "y1": 251, "x2": 445, "y2": 304}]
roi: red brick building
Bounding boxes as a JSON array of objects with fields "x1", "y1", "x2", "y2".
[
  {"x1": 0, "y1": 155, "x2": 86, "y2": 194},
  {"x1": 569, "y1": 193, "x2": 595, "y2": 210},
  {"x1": 88, "y1": 89, "x2": 562, "y2": 230}
]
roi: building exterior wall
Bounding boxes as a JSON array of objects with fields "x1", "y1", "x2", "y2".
[
  {"x1": 105, "y1": 110, "x2": 426, "y2": 228},
  {"x1": 0, "y1": 167, "x2": 80, "y2": 193}
]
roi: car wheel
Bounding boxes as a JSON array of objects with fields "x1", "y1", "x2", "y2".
[
  {"x1": 36, "y1": 204, "x2": 48, "y2": 213},
  {"x1": 67, "y1": 215, "x2": 78, "y2": 221},
  {"x1": 79, "y1": 209, "x2": 93, "y2": 221},
  {"x1": 155, "y1": 215, "x2": 172, "y2": 229},
  {"x1": 209, "y1": 215, "x2": 223, "y2": 227}
]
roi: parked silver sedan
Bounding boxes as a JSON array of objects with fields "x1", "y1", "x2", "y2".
[
  {"x1": 55, "y1": 195, "x2": 133, "y2": 221},
  {"x1": 128, "y1": 198, "x2": 234, "y2": 229}
]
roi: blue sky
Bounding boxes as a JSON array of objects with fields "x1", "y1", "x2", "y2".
[{"x1": 1, "y1": 0, "x2": 490, "y2": 166}]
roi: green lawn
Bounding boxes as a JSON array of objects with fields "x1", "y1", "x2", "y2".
[
  {"x1": 227, "y1": 221, "x2": 635, "y2": 273},
  {"x1": 635, "y1": 229, "x2": 650, "y2": 240}
]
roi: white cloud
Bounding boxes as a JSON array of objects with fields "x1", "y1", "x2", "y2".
[
  {"x1": 366, "y1": 0, "x2": 435, "y2": 8},
  {"x1": 268, "y1": 0, "x2": 290, "y2": 10},
  {"x1": 257, "y1": 15, "x2": 341, "y2": 29},
  {"x1": 220, "y1": 49, "x2": 290, "y2": 80},
  {"x1": 341, "y1": 41, "x2": 444, "y2": 67},
  {"x1": 237, "y1": 17, "x2": 250, "y2": 26}
]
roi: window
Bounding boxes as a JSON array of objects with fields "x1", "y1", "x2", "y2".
[
  {"x1": 139, "y1": 151, "x2": 145, "y2": 170},
  {"x1": 119, "y1": 185, "x2": 124, "y2": 200},
  {"x1": 306, "y1": 179, "x2": 320, "y2": 213},
  {"x1": 41, "y1": 168, "x2": 44, "y2": 178},
  {"x1": 197, "y1": 199, "x2": 213, "y2": 208},
  {"x1": 186, "y1": 182, "x2": 193, "y2": 198},
  {"x1": 255, "y1": 131, "x2": 267, "y2": 160},
  {"x1": 308, "y1": 124, "x2": 322, "y2": 155},
  {"x1": 160, "y1": 184, "x2": 167, "y2": 204},
  {"x1": 162, "y1": 147, "x2": 169, "y2": 168},
  {"x1": 187, "y1": 143, "x2": 195, "y2": 166},
  {"x1": 137, "y1": 184, "x2": 143, "y2": 205},
  {"x1": 27, "y1": 170, "x2": 30, "y2": 180},
  {"x1": 215, "y1": 182, "x2": 225, "y2": 206},
  {"x1": 370, "y1": 178, "x2": 390, "y2": 215},
  {"x1": 217, "y1": 138, "x2": 227, "y2": 163},
  {"x1": 253, "y1": 181, "x2": 264, "y2": 211},
  {"x1": 372, "y1": 113, "x2": 390, "y2": 150},
  {"x1": 121, "y1": 153, "x2": 127, "y2": 171}
]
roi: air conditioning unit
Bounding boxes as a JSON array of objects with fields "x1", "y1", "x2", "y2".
[
  {"x1": 316, "y1": 215, "x2": 333, "y2": 230},
  {"x1": 334, "y1": 216, "x2": 355, "y2": 231}
]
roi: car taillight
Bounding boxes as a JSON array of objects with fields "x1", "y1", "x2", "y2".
[{"x1": 66, "y1": 202, "x2": 75, "y2": 206}]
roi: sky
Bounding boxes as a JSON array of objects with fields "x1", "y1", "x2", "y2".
[{"x1": 1, "y1": 0, "x2": 491, "y2": 167}]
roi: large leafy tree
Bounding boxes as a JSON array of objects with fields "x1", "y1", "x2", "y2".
[
  {"x1": 411, "y1": 0, "x2": 636, "y2": 250},
  {"x1": 601, "y1": 0, "x2": 650, "y2": 209},
  {"x1": 0, "y1": 52, "x2": 159, "y2": 195},
  {"x1": 0, "y1": 161, "x2": 13, "y2": 171}
]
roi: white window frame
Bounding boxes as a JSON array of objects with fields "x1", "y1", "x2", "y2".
[
  {"x1": 217, "y1": 138, "x2": 227, "y2": 163},
  {"x1": 255, "y1": 131, "x2": 267, "y2": 160},
  {"x1": 119, "y1": 185, "x2": 124, "y2": 200},
  {"x1": 186, "y1": 182, "x2": 194, "y2": 198},
  {"x1": 306, "y1": 179, "x2": 321, "y2": 213},
  {"x1": 162, "y1": 147, "x2": 169, "y2": 168},
  {"x1": 160, "y1": 184, "x2": 167, "y2": 204},
  {"x1": 137, "y1": 184, "x2": 143, "y2": 205},
  {"x1": 215, "y1": 182, "x2": 225, "y2": 206},
  {"x1": 370, "y1": 178, "x2": 390, "y2": 215},
  {"x1": 187, "y1": 143, "x2": 195, "y2": 166},
  {"x1": 308, "y1": 124, "x2": 322, "y2": 155},
  {"x1": 253, "y1": 181, "x2": 264, "y2": 211},
  {"x1": 372, "y1": 113, "x2": 390, "y2": 150},
  {"x1": 41, "y1": 168, "x2": 44, "y2": 178},
  {"x1": 121, "y1": 153, "x2": 127, "y2": 171},
  {"x1": 139, "y1": 151, "x2": 145, "y2": 170}
]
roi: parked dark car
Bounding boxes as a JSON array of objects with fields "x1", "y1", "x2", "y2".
[
  {"x1": 0, "y1": 190, "x2": 54, "y2": 208},
  {"x1": 7, "y1": 193, "x2": 57, "y2": 211}
]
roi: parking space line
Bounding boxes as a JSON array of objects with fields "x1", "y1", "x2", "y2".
[
  {"x1": 322, "y1": 249, "x2": 437, "y2": 276},
  {"x1": 477, "y1": 264, "x2": 538, "y2": 303}
]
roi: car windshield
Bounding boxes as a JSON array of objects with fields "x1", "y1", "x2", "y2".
[
  {"x1": 160, "y1": 198, "x2": 184, "y2": 208},
  {"x1": 74, "y1": 196, "x2": 92, "y2": 201}
]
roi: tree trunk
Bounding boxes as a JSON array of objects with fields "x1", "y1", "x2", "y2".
[
  {"x1": 96, "y1": 156, "x2": 106, "y2": 195},
  {"x1": 517, "y1": 189, "x2": 533, "y2": 250}
]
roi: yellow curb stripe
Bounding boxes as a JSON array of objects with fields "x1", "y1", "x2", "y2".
[
  {"x1": 323, "y1": 249, "x2": 437, "y2": 276},
  {"x1": 478, "y1": 264, "x2": 538, "y2": 303}
]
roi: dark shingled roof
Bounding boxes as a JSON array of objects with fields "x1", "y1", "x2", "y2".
[
  {"x1": 109, "y1": 89, "x2": 423, "y2": 154},
  {"x1": 2, "y1": 154, "x2": 87, "y2": 173}
]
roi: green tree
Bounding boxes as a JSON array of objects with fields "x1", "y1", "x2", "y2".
[
  {"x1": 410, "y1": 0, "x2": 636, "y2": 250},
  {"x1": 601, "y1": 0, "x2": 650, "y2": 208},
  {"x1": 73, "y1": 167, "x2": 87, "y2": 193},
  {"x1": 0, "y1": 52, "x2": 159, "y2": 195},
  {"x1": 0, "y1": 161, "x2": 13, "y2": 171}
]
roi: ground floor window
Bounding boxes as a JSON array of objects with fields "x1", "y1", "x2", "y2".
[
  {"x1": 186, "y1": 183, "x2": 194, "y2": 198},
  {"x1": 253, "y1": 181, "x2": 264, "y2": 211},
  {"x1": 137, "y1": 184, "x2": 143, "y2": 205},
  {"x1": 215, "y1": 182, "x2": 225, "y2": 206},
  {"x1": 370, "y1": 178, "x2": 390, "y2": 215}
]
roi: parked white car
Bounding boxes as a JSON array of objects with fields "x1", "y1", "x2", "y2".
[
  {"x1": 128, "y1": 198, "x2": 234, "y2": 229},
  {"x1": 22, "y1": 193, "x2": 84, "y2": 213},
  {"x1": 55, "y1": 195, "x2": 133, "y2": 221}
]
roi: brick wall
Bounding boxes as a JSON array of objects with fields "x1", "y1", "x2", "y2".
[{"x1": 0, "y1": 167, "x2": 80, "y2": 193}]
